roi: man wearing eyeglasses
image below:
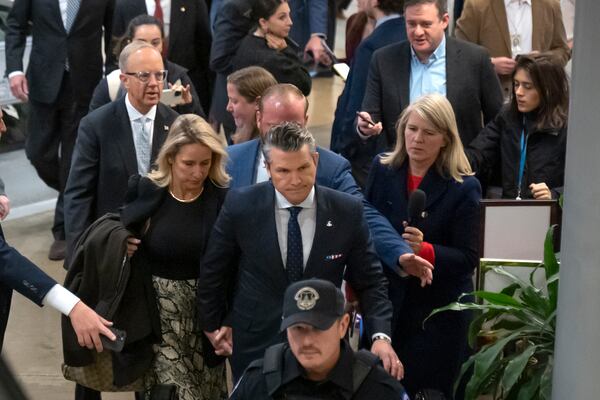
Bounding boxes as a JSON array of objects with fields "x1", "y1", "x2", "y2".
[{"x1": 64, "y1": 41, "x2": 179, "y2": 264}]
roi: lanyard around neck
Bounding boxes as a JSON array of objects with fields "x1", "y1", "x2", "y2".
[{"x1": 516, "y1": 121, "x2": 529, "y2": 200}]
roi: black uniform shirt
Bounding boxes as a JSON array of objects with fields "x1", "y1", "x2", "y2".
[{"x1": 230, "y1": 341, "x2": 409, "y2": 400}]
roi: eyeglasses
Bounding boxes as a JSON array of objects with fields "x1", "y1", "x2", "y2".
[{"x1": 124, "y1": 70, "x2": 168, "y2": 83}]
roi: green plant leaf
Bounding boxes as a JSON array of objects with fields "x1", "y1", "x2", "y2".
[
  {"x1": 501, "y1": 345, "x2": 538, "y2": 394},
  {"x1": 465, "y1": 357, "x2": 506, "y2": 400},
  {"x1": 455, "y1": 352, "x2": 476, "y2": 395},
  {"x1": 519, "y1": 285, "x2": 550, "y2": 319},
  {"x1": 474, "y1": 291, "x2": 524, "y2": 308},
  {"x1": 468, "y1": 310, "x2": 486, "y2": 349},
  {"x1": 473, "y1": 331, "x2": 522, "y2": 379},
  {"x1": 516, "y1": 366, "x2": 544, "y2": 400},
  {"x1": 501, "y1": 283, "x2": 521, "y2": 297},
  {"x1": 425, "y1": 302, "x2": 522, "y2": 327},
  {"x1": 543, "y1": 225, "x2": 560, "y2": 310},
  {"x1": 539, "y1": 355, "x2": 554, "y2": 399},
  {"x1": 489, "y1": 265, "x2": 530, "y2": 289}
]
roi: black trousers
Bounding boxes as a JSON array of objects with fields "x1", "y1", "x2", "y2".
[{"x1": 26, "y1": 72, "x2": 89, "y2": 240}]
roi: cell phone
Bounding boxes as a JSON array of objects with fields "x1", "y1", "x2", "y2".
[
  {"x1": 160, "y1": 88, "x2": 185, "y2": 106},
  {"x1": 100, "y1": 327, "x2": 126, "y2": 352}
]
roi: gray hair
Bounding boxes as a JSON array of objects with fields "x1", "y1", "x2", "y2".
[
  {"x1": 262, "y1": 122, "x2": 316, "y2": 163},
  {"x1": 118, "y1": 40, "x2": 160, "y2": 71}
]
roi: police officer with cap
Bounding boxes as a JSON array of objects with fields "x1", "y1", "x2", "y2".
[{"x1": 230, "y1": 279, "x2": 410, "y2": 399}]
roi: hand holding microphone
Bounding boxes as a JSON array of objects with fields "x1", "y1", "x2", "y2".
[{"x1": 401, "y1": 189, "x2": 433, "y2": 286}]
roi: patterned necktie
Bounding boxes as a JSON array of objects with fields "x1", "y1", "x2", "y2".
[
  {"x1": 135, "y1": 117, "x2": 151, "y2": 175},
  {"x1": 286, "y1": 207, "x2": 303, "y2": 283},
  {"x1": 65, "y1": 0, "x2": 81, "y2": 33}
]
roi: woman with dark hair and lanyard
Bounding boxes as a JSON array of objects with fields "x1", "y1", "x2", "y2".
[{"x1": 467, "y1": 53, "x2": 569, "y2": 200}]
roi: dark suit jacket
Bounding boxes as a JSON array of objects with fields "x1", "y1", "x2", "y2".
[
  {"x1": 5, "y1": 0, "x2": 114, "y2": 104},
  {"x1": 365, "y1": 157, "x2": 481, "y2": 396},
  {"x1": 63, "y1": 96, "x2": 178, "y2": 254},
  {"x1": 0, "y1": 231, "x2": 56, "y2": 351},
  {"x1": 227, "y1": 138, "x2": 413, "y2": 278},
  {"x1": 112, "y1": 0, "x2": 213, "y2": 110},
  {"x1": 331, "y1": 17, "x2": 406, "y2": 159},
  {"x1": 362, "y1": 36, "x2": 503, "y2": 155},
  {"x1": 197, "y1": 182, "x2": 392, "y2": 379}
]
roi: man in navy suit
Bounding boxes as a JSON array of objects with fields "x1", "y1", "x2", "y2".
[
  {"x1": 227, "y1": 83, "x2": 432, "y2": 295},
  {"x1": 330, "y1": 0, "x2": 406, "y2": 187},
  {"x1": 64, "y1": 42, "x2": 178, "y2": 258},
  {"x1": 5, "y1": 0, "x2": 114, "y2": 261},
  {"x1": 198, "y1": 122, "x2": 401, "y2": 382},
  {"x1": 0, "y1": 111, "x2": 115, "y2": 351}
]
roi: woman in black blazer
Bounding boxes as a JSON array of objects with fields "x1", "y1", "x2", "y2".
[
  {"x1": 230, "y1": 0, "x2": 312, "y2": 96},
  {"x1": 120, "y1": 115, "x2": 229, "y2": 400},
  {"x1": 89, "y1": 15, "x2": 205, "y2": 117},
  {"x1": 365, "y1": 94, "x2": 481, "y2": 399}
]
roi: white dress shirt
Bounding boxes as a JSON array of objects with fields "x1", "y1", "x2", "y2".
[
  {"x1": 505, "y1": 0, "x2": 533, "y2": 56},
  {"x1": 255, "y1": 150, "x2": 270, "y2": 184},
  {"x1": 125, "y1": 94, "x2": 156, "y2": 174},
  {"x1": 43, "y1": 284, "x2": 80, "y2": 316},
  {"x1": 274, "y1": 187, "x2": 316, "y2": 269},
  {"x1": 145, "y1": 0, "x2": 172, "y2": 37}
]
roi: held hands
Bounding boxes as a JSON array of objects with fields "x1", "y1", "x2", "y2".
[
  {"x1": 69, "y1": 301, "x2": 115, "y2": 352},
  {"x1": 265, "y1": 32, "x2": 288, "y2": 51},
  {"x1": 402, "y1": 221, "x2": 424, "y2": 254},
  {"x1": 529, "y1": 182, "x2": 552, "y2": 199},
  {"x1": 399, "y1": 253, "x2": 434, "y2": 287},
  {"x1": 0, "y1": 195, "x2": 10, "y2": 220},
  {"x1": 371, "y1": 339, "x2": 404, "y2": 380},
  {"x1": 204, "y1": 326, "x2": 233, "y2": 356},
  {"x1": 491, "y1": 57, "x2": 517, "y2": 75},
  {"x1": 9, "y1": 75, "x2": 29, "y2": 101},
  {"x1": 126, "y1": 236, "x2": 141, "y2": 257},
  {"x1": 356, "y1": 111, "x2": 383, "y2": 137}
]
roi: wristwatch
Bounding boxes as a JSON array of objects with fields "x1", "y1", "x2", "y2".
[{"x1": 372, "y1": 334, "x2": 392, "y2": 344}]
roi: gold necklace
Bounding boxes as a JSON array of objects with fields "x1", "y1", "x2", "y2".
[{"x1": 169, "y1": 187, "x2": 204, "y2": 203}]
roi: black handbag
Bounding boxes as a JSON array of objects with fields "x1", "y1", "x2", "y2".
[{"x1": 149, "y1": 384, "x2": 178, "y2": 400}]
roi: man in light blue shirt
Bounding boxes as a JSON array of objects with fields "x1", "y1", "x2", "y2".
[{"x1": 356, "y1": 0, "x2": 502, "y2": 179}]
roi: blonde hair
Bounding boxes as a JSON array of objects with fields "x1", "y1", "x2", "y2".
[
  {"x1": 380, "y1": 94, "x2": 473, "y2": 182},
  {"x1": 148, "y1": 114, "x2": 231, "y2": 187}
]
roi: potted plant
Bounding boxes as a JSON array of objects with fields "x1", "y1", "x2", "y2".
[{"x1": 427, "y1": 225, "x2": 559, "y2": 399}]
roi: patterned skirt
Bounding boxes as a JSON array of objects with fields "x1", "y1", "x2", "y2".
[{"x1": 144, "y1": 277, "x2": 227, "y2": 400}]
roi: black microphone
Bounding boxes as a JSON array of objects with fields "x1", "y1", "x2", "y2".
[{"x1": 407, "y1": 189, "x2": 426, "y2": 225}]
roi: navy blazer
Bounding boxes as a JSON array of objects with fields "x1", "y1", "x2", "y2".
[
  {"x1": 227, "y1": 138, "x2": 413, "y2": 269},
  {"x1": 64, "y1": 97, "x2": 179, "y2": 254},
  {"x1": 365, "y1": 157, "x2": 481, "y2": 397},
  {"x1": 331, "y1": 17, "x2": 407, "y2": 158},
  {"x1": 197, "y1": 182, "x2": 392, "y2": 380},
  {"x1": 0, "y1": 231, "x2": 56, "y2": 350}
]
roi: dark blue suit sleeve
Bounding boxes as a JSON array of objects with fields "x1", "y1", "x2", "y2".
[
  {"x1": 197, "y1": 192, "x2": 241, "y2": 331},
  {"x1": 210, "y1": 0, "x2": 251, "y2": 73},
  {"x1": 328, "y1": 154, "x2": 413, "y2": 273},
  {"x1": 0, "y1": 236, "x2": 56, "y2": 307},
  {"x1": 307, "y1": 0, "x2": 328, "y2": 36},
  {"x1": 64, "y1": 116, "x2": 100, "y2": 254}
]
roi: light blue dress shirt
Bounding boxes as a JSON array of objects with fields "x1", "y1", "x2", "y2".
[{"x1": 409, "y1": 35, "x2": 447, "y2": 103}]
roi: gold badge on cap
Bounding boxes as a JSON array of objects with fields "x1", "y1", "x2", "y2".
[{"x1": 294, "y1": 287, "x2": 319, "y2": 310}]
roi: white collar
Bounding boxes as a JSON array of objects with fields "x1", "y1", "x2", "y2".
[
  {"x1": 505, "y1": 0, "x2": 532, "y2": 7},
  {"x1": 125, "y1": 94, "x2": 157, "y2": 122}
]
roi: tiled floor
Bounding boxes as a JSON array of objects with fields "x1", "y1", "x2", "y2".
[{"x1": 1, "y1": 21, "x2": 349, "y2": 400}]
